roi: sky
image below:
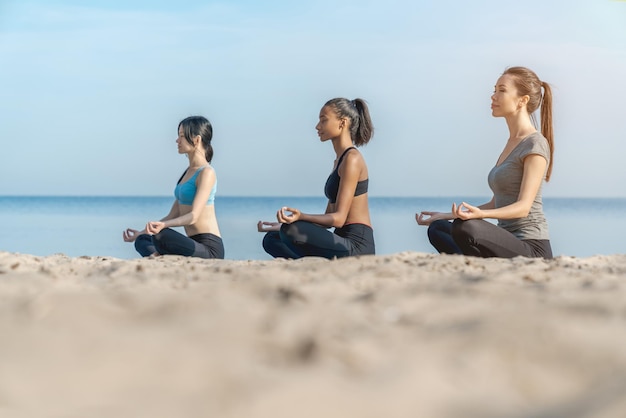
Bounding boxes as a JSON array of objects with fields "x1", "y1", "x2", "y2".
[{"x1": 1, "y1": 0, "x2": 625, "y2": 198}]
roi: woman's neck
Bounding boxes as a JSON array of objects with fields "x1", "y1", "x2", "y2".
[
  {"x1": 331, "y1": 135, "x2": 354, "y2": 158},
  {"x1": 187, "y1": 152, "x2": 207, "y2": 169},
  {"x1": 505, "y1": 113, "x2": 536, "y2": 142}
]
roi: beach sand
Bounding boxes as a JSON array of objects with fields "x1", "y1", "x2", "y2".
[{"x1": 1, "y1": 251, "x2": 625, "y2": 418}]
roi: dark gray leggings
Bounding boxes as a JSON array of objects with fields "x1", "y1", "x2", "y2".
[
  {"x1": 134, "y1": 228, "x2": 224, "y2": 259},
  {"x1": 427, "y1": 219, "x2": 553, "y2": 259},
  {"x1": 262, "y1": 221, "x2": 375, "y2": 259}
]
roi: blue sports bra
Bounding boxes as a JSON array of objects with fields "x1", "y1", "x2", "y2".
[
  {"x1": 174, "y1": 166, "x2": 217, "y2": 206},
  {"x1": 324, "y1": 147, "x2": 369, "y2": 204}
]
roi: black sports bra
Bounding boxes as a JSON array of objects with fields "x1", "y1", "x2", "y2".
[{"x1": 324, "y1": 147, "x2": 369, "y2": 204}]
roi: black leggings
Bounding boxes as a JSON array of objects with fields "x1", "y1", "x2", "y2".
[
  {"x1": 427, "y1": 219, "x2": 553, "y2": 259},
  {"x1": 262, "y1": 221, "x2": 375, "y2": 259},
  {"x1": 134, "y1": 228, "x2": 225, "y2": 259}
]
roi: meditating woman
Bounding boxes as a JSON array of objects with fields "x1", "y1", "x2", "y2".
[
  {"x1": 258, "y1": 98, "x2": 376, "y2": 259},
  {"x1": 123, "y1": 116, "x2": 224, "y2": 259},
  {"x1": 416, "y1": 66, "x2": 555, "y2": 259}
]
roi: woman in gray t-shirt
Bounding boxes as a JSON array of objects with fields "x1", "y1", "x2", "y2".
[{"x1": 416, "y1": 66, "x2": 555, "y2": 259}]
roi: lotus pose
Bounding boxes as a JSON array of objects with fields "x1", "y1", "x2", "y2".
[
  {"x1": 258, "y1": 98, "x2": 375, "y2": 259},
  {"x1": 123, "y1": 116, "x2": 224, "y2": 259},
  {"x1": 416, "y1": 67, "x2": 555, "y2": 259}
]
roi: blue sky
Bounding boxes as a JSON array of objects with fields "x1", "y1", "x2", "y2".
[{"x1": 1, "y1": 0, "x2": 625, "y2": 197}]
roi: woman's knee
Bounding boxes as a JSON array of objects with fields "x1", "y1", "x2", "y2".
[
  {"x1": 451, "y1": 219, "x2": 481, "y2": 238},
  {"x1": 134, "y1": 234, "x2": 151, "y2": 248},
  {"x1": 262, "y1": 231, "x2": 280, "y2": 251},
  {"x1": 427, "y1": 220, "x2": 451, "y2": 240},
  {"x1": 134, "y1": 234, "x2": 155, "y2": 256}
]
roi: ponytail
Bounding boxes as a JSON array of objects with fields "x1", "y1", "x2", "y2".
[
  {"x1": 540, "y1": 81, "x2": 554, "y2": 181},
  {"x1": 352, "y1": 98, "x2": 374, "y2": 146},
  {"x1": 204, "y1": 140, "x2": 214, "y2": 164}
]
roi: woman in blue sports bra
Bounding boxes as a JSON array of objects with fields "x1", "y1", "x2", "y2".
[
  {"x1": 257, "y1": 98, "x2": 376, "y2": 259},
  {"x1": 123, "y1": 116, "x2": 224, "y2": 259}
]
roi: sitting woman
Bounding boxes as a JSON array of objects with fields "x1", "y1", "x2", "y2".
[
  {"x1": 258, "y1": 98, "x2": 376, "y2": 259},
  {"x1": 416, "y1": 66, "x2": 555, "y2": 259},
  {"x1": 123, "y1": 116, "x2": 224, "y2": 259}
]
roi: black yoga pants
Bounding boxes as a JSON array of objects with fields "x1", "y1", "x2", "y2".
[
  {"x1": 134, "y1": 228, "x2": 225, "y2": 259},
  {"x1": 427, "y1": 219, "x2": 552, "y2": 259},
  {"x1": 262, "y1": 221, "x2": 375, "y2": 259}
]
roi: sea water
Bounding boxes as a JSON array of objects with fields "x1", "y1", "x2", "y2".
[{"x1": 0, "y1": 196, "x2": 623, "y2": 260}]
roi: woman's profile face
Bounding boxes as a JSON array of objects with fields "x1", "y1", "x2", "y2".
[
  {"x1": 490, "y1": 74, "x2": 521, "y2": 118},
  {"x1": 315, "y1": 106, "x2": 343, "y2": 142},
  {"x1": 176, "y1": 126, "x2": 194, "y2": 154}
]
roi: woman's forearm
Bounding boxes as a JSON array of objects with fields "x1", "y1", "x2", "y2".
[
  {"x1": 482, "y1": 201, "x2": 532, "y2": 220},
  {"x1": 162, "y1": 212, "x2": 196, "y2": 228},
  {"x1": 299, "y1": 212, "x2": 339, "y2": 228}
]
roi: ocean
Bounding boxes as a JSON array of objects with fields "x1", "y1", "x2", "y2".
[{"x1": 0, "y1": 196, "x2": 623, "y2": 260}]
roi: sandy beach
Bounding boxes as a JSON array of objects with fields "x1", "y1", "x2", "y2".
[{"x1": 1, "y1": 251, "x2": 625, "y2": 418}]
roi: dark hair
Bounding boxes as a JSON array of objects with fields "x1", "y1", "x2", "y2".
[
  {"x1": 179, "y1": 116, "x2": 214, "y2": 163},
  {"x1": 503, "y1": 66, "x2": 554, "y2": 181},
  {"x1": 324, "y1": 98, "x2": 374, "y2": 147}
]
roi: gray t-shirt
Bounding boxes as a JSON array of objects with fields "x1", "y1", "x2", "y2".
[{"x1": 487, "y1": 132, "x2": 550, "y2": 240}]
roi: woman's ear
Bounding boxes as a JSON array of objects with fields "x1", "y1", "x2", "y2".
[{"x1": 519, "y1": 95, "x2": 530, "y2": 108}]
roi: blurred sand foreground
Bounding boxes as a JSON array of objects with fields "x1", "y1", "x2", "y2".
[{"x1": 1, "y1": 251, "x2": 626, "y2": 418}]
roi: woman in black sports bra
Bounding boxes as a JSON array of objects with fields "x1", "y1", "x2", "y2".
[{"x1": 257, "y1": 98, "x2": 376, "y2": 259}]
